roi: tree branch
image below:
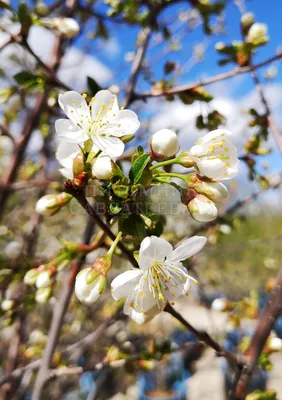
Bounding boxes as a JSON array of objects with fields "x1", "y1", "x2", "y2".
[
  {"x1": 233, "y1": 266, "x2": 282, "y2": 399},
  {"x1": 135, "y1": 53, "x2": 282, "y2": 100},
  {"x1": 64, "y1": 184, "x2": 139, "y2": 269},
  {"x1": 31, "y1": 216, "x2": 96, "y2": 400}
]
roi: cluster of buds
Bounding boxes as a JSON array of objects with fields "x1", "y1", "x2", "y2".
[
  {"x1": 24, "y1": 265, "x2": 56, "y2": 304},
  {"x1": 35, "y1": 192, "x2": 72, "y2": 216},
  {"x1": 181, "y1": 174, "x2": 228, "y2": 222}
]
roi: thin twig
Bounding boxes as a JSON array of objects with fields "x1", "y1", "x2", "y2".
[
  {"x1": 64, "y1": 184, "x2": 139, "y2": 269},
  {"x1": 135, "y1": 53, "x2": 282, "y2": 100},
  {"x1": 250, "y1": 68, "x2": 282, "y2": 154}
]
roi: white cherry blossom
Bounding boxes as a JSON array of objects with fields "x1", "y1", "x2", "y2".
[
  {"x1": 111, "y1": 236, "x2": 206, "y2": 319},
  {"x1": 189, "y1": 129, "x2": 239, "y2": 180},
  {"x1": 55, "y1": 90, "x2": 140, "y2": 159}
]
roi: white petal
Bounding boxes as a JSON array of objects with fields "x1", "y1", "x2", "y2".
[
  {"x1": 58, "y1": 91, "x2": 90, "y2": 125},
  {"x1": 92, "y1": 135, "x2": 124, "y2": 158},
  {"x1": 91, "y1": 90, "x2": 119, "y2": 121},
  {"x1": 56, "y1": 142, "x2": 80, "y2": 168},
  {"x1": 102, "y1": 110, "x2": 140, "y2": 137},
  {"x1": 75, "y1": 268, "x2": 103, "y2": 304},
  {"x1": 139, "y1": 236, "x2": 173, "y2": 271},
  {"x1": 195, "y1": 158, "x2": 227, "y2": 180},
  {"x1": 111, "y1": 269, "x2": 143, "y2": 301},
  {"x1": 166, "y1": 236, "x2": 207, "y2": 263},
  {"x1": 55, "y1": 119, "x2": 87, "y2": 143},
  {"x1": 59, "y1": 167, "x2": 73, "y2": 179}
]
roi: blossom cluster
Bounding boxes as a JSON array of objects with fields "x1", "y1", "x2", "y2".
[{"x1": 31, "y1": 89, "x2": 240, "y2": 323}]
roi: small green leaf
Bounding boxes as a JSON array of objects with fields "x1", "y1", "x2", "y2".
[
  {"x1": 112, "y1": 182, "x2": 129, "y2": 199},
  {"x1": 18, "y1": 2, "x2": 32, "y2": 36},
  {"x1": 14, "y1": 71, "x2": 44, "y2": 89},
  {"x1": 87, "y1": 77, "x2": 102, "y2": 96},
  {"x1": 109, "y1": 202, "x2": 123, "y2": 215},
  {"x1": 129, "y1": 154, "x2": 151, "y2": 184},
  {"x1": 119, "y1": 215, "x2": 146, "y2": 239}
]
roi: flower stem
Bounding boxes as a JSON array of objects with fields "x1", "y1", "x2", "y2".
[
  {"x1": 150, "y1": 157, "x2": 179, "y2": 170},
  {"x1": 159, "y1": 172, "x2": 188, "y2": 183},
  {"x1": 107, "y1": 231, "x2": 123, "y2": 258}
]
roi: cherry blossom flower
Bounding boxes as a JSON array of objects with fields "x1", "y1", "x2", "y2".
[
  {"x1": 55, "y1": 90, "x2": 140, "y2": 159},
  {"x1": 111, "y1": 235, "x2": 206, "y2": 321},
  {"x1": 189, "y1": 129, "x2": 239, "y2": 180}
]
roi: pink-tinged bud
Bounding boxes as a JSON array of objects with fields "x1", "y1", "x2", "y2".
[
  {"x1": 150, "y1": 129, "x2": 179, "y2": 160},
  {"x1": 35, "y1": 192, "x2": 72, "y2": 216},
  {"x1": 188, "y1": 194, "x2": 218, "y2": 222}
]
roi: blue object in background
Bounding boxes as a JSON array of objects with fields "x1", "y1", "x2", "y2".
[{"x1": 138, "y1": 353, "x2": 190, "y2": 400}]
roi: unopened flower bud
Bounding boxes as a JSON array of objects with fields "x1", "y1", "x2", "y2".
[
  {"x1": 4, "y1": 241, "x2": 22, "y2": 259},
  {"x1": 240, "y1": 12, "x2": 255, "y2": 32},
  {"x1": 268, "y1": 337, "x2": 282, "y2": 352},
  {"x1": 35, "y1": 287, "x2": 52, "y2": 304},
  {"x1": 54, "y1": 17, "x2": 80, "y2": 37},
  {"x1": 75, "y1": 266, "x2": 107, "y2": 304},
  {"x1": 215, "y1": 41, "x2": 225, "y2": 52},
  {"x1": 35, "y1": 1, "x2": 49, "y2": 16},
  {"x1": 1, "y1": 299, "x2": 14, "y2": 311},
  {"x1": 120, "y1": 134, "x2": 135, "y2": 143},
  {"x1": 92, "y1": 155, "x2": 115, "y2": 180},
  {"x1": 247, "y1": 23, "x2": 269, "y2": 46},
  {"x1": 188, "y1": 194, "x2": 218, "y2": 222},
  {"x1": 36, "y1": 270, "x2": 53, "y2": 289},
  {"x1": 211, "y1": 297, "x2": 229, "y2": 312},
  {"x1": 177, "y1": 151, "x2": 194, "y2": 168},
  {"x1": 150, "y1": 129, "x2": 179, "y2": 160},
  {"x1": 35, "y1": 192, "x2": 72, "y2": 216},
  {"x1": 29, "y1": 329, "x2": 46, "y2": 345},
  {"x1": 72, "y1": 151, "x2": 85, "y2": 178},
  {"x1": 24, "y1": 268, "x2": 40, "y2": 286},
  {"x1": 41, "y1": 17, "x2": 80, "y2": 38},
  {"x1": 189, "y1": 174, "x2": 228, "y2": 201}
]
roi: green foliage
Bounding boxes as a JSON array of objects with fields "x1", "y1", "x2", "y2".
[{"x1": 14, "y1": 71, "x2": 45, "y2": 90}]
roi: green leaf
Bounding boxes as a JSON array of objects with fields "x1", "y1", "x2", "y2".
[
  {"x1": 119, "y1": 214, "x2": 146, "y2": 239},
  {"x1": 112, "y1": 182, "x2": 129, "y2": 199},
  {"x1": 14, "y1": 71, "x2": 44, "y2": 89},
  {"x1": 109, "y1": 202, "x2": 123, "y2": 215},
  {"x1": 129, "y1": 154, "x2": 151, "y2": 184},
  {"x1": 87, "y1": 77, "x2": 102, "y2": 96}
]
